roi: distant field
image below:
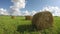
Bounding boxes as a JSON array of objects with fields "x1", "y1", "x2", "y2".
[{"x1": 0, "y1": 16, "x2": 60, "y2": 34}]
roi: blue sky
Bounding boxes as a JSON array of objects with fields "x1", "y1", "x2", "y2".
[
  {"x1": 25, "y1": 0, "x2": 60, "y2": 11},
  {"x1": 0, "y1": 0, "x2": 12, "y2": 9},
  {"x1": 0, "y1": 0, "x2": 60, "y2": 11},
  {"x1": 0, "y1": 0, "x2": 60, "y2": 16}
]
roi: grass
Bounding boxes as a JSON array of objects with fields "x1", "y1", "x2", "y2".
[{"x1": 0, "y1": 16, "x2": 60, "y2": 34}]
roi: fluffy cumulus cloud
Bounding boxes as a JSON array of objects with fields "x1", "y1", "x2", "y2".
[
  {"x1": 10, "y1": 0, "x2": 37, "y2": 16},
  {"x1": 1, "y1": 0, "x2": 60, "y2": 16},
  {"x1": 11, "y1": 0, "x2": 25, "y2": 9},
  {"x1": 0, "y1": 8, "x2": 9, "y2": 15},
  {"x1": 23, "y1": 10, "x2": 31, "y2": 16},
  {"x1": 22, "y1": 10, "x2": 37, "y2": 16},
  {"x1": 10, "y1": 0, "x2": 26, "y2": 16},
  {"x1": 31, "y1": 10, "x2": 37, "y2": 16},
  {"x1": 40, "y1": 6, "x2": 60, "y2": 16},
  {"x1": 29, "y1": 6, "x2": 60, "y2": 16},
  {"x1": 10, "y1": 0, "x2": 60, "y2": 16}
]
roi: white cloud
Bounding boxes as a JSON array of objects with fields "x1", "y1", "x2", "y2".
[
  {"x1": 22, "y1": 10, "x2": 37, "y2": 16},
  {"x1": 10, "y1": 0, "x2": 26, "y2": 16},
  {"x1": 11, "y1": 10, "x2": 22, "y2": 16},
  {"x1": 23, "y1": 10, "x2": 30, "y2": 16},
  {"x1": 10, "y1": 5, "x2": 60, "y2": 16},
  {"x1": 31, "y1": 10, "x2": 37, "y2": 16},
  {"x1": 11, "y1": 0, "x2": 25, "y2": 8},
  {"x1": 0, "y1": 8, "x2": 9, "y2": 15},
  {"x1": 40, "y1": 6, "x2": 60, "y2": 16}
]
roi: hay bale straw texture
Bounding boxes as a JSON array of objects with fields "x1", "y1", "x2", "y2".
[
  {"x1": 32, "y1": 11, "x2": 53, "y2": 30},
  {"x1": 25, "y1": 16, "x2": 32, "y2": 20},
  {"x1": 11, "y1": 16, "x2": 16, "y2": 19}
]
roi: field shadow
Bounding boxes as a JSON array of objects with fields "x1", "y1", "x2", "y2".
[
  {"x1": 17, "y1": 25, "x2": 37, "y2": 33},
  {"x1": 20, "y1": 19, "x2": 26, "y2": 21}
]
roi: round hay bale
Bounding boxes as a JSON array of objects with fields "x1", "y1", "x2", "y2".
[
  {"x1": 11, "y1": 16, "x2": 16, "y2": 19},
  {"x1": 32, "y1": 11, "x2": 53, "y2": 30},
  {"x1": 25, "y1": 16, "x2": 32, "y2": 20}
]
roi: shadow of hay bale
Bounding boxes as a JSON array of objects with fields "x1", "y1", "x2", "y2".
[
  {"x1": 17, "y1": 25, "x2": 37, "y2": 33},
  {"x1": 20, "y1": 19, "x2": 26, "y2": 21}
]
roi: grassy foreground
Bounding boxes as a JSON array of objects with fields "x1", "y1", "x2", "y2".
[{"x1": 0, "y1": 16, "x2": 60, "y2": 34}]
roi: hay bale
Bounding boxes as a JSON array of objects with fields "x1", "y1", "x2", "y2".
[
  {"x1": 25, "y1": 16, "x2": 32, "y2": 20},
  {"x1": 32, "y1": 11, "x2": 53, "y2": 30},
  {"x1": 11, "y1": 16, "x2": 16, "y2": 19}
]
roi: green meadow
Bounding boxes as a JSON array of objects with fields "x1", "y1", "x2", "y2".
[{"x1": 0, "y1": 16, "x2": 60, "y2": 34}]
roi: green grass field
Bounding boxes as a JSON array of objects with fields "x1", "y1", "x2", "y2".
[{"x1": 0, "y1": 16, "x2": 60, "y2": 34}]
